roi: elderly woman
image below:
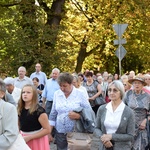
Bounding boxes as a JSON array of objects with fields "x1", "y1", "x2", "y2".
[
  {"x1": 124, "y1": 76, "x2": 150, "y2": 150},
  {"x1": 49, "y1": 72, "x2": 92, "y2": 150},
  {"x1": 0, "y1": 79, "x2": 19, "y2": 149},
  {"x1": 72, "y1": 75, "x2": 89, "y2": 99},
  {"x1": 91, "y1": 80, "x2": 135, "y2": 150}
]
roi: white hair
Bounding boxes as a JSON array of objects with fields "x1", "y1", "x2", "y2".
[
  {"x1": 18, "y1": 66, "x2": 26, "y2": 72},
  {"x1": 52, "y1": 68, "x2": 60, "y2": 74}
]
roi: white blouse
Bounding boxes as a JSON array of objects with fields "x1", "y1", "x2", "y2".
[{"x1": 104, "y1": 101, "x2": 125, "y2": 134}]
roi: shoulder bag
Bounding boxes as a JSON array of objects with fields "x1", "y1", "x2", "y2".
[
  {"x1": 95, "y1": 94, "x2": 106, "y2": 106},
  {"x1": 93, "y1": 81, "x2": 106, "y2": 106},
  {"x1": 67, "y1": 121, "x2": 93, "y2": 150},
  {"x1": 67, "y1": 131, "x2": 93, "y2": 150}
]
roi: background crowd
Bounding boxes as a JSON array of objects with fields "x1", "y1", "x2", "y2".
[{"x1": 0, "y1": 63, "x2": 150, "y2": 150}]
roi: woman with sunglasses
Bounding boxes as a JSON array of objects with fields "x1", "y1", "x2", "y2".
[{"x1": 91, "y1": 80, "x2": 135, "y2": 150}]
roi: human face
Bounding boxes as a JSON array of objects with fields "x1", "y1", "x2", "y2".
[
  {"x1": 145, "y1": 77, "x2": 150, "y2": 85},
  {"x1": 132, "y1": 81, "x2": 143, "y2": 92},
  {"x1": 103, "y1": 75, "x2": 108, "y2": 81},
  {"x1": 108, "y1": 77, "x2": 113, "y2": 84},
  {"x1": 72, "y1": 79, "x2": 78, "y2": 88},
  {"x1": 78, "y1": 75, "x2": 83, "y2": 82},
  {"x1": 97, "y1": 78, "x2": 102, "y2": 84},
  {"x1": 86, "y1": 76, "x2": 93, "y2": 83},
  {"x1": 51, "y1": 70, "x2": 59, "y2": 80},
  {"x1": 5, "y1": 84, "x2": 14, "y2": 93},
  {"x1": 114, "y1": 74, "x2": 119, "y2": 80},
  {"x1": 123, "y1": 82, "x2": 130, "y2": 92},
  {"x1": 22, "y1": 86, "x2": 33, "y2": 102},
  {"x1": 35, "y1": 63, "x2": 41, "y2": 72},
  {"x1": 60, "y1": 82, "x2": 72, "y2": 97},
  {"x1": 0, "y1": 90, "x2": 5, "y2": 99},
  {"x1": 128, "y1": 75, "x2": 134, "y2": 80},
  {"x1": 18, "y1": 68, "x2": 26, "y2": 78},
  {"x1": 108, "y1": 84, "x2": 121, "y2": 101},
  {"x1": 32, "y1": 80, "x2": 39, "y2": 87}
]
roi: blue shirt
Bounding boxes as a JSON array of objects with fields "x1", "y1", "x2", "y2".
[
  {"x1": 42, "y1": 78, "x2": 60, "y2": 101},
  {"x1": 30, "y1": 71, "x2": 47, "y2": 85},
  {"x1": 14, "y1": 76, "x2": 33, "y2": 89},
  {"x1": 49, "y1": 86, "x2": 91, "y2": 133}
]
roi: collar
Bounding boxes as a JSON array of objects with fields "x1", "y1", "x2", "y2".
[
  {"x1": 35, "y1": 71, "x2": 41, "y2": 74},
  {"x1": 17, "y1": 76, "x2": 26, "y2": 81},
  {"x1": 106, "y1": 101, "x2": 125, "y2": 113},
  {"x1": 57, "y1": 86, "x2": 76, "y2": 97}
]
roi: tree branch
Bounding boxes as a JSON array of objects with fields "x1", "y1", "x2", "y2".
[
  {"x1": 0, "y1": 1, "x2": 20, "y2": 7},
  {"x1": 71, "y1": 0, "x2": 94, "y2": 23},
  {"x1": 67, "y1": 31, "x2": 80, "y2": 44}
]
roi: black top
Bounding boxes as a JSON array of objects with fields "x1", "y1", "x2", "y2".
[{"x1": 19, "y1": 105, "x2": 45, "y2": 132}]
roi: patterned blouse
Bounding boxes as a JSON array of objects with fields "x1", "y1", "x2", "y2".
[{"x1": 49, "y1": 86, "x2": 91, "y2": 133}]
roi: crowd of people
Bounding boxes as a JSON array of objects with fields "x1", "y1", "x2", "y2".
[{"x1": 0, "y1": 63, "x2": 150, "y2": 150}]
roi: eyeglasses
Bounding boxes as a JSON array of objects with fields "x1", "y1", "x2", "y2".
[
  {"x1": 145, "y1": 78, "x2": 150, "y2": 80},
  {"x1": 108, "y1": 88, "x2": 119, "y2": 93},
  {"x1": 123, "y1": 84, "x2": 127, "y2": 86}
]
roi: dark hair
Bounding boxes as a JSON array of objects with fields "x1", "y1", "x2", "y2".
[
  {"x1": 78, "y1": 73, "x2": 84, "y2": 78},
  {"x1": 57, "y1": 72, "x2": 73, "y2": 85},
  {"x1": 85, "y1": 71, "x2": 93, "y2": 77},
  {"x1": 32, "y1": 77, "x2": 39, "y2": 82}
]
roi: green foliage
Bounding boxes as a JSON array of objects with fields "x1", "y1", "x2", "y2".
[{"x1": 0, "y1": 0, "x2": 149, "y2": 77}]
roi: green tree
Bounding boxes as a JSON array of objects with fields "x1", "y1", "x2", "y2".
[{"x1": 0, "y1": 0, "x2": 149, "y2": 76}]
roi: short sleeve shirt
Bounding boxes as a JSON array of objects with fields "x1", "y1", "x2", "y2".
[{"x1": 19, "y1": 105, "x2": 45, "y2": 132}]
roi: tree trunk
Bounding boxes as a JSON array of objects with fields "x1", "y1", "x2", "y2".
[
  {"x1": 47, "y1": 0, "x2": 66, "y2": 26},
  {"x1": 39, "y1": 0, "x2": 66, "y2": 48},
  {"x1": 75, "y1": 36, "x2": 88, "y2": 73}
]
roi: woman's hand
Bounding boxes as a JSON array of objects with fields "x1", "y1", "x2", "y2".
[
  {"x1": 103, "y1": 141, "x2": 113, "y2": 148},
  {"x1": 49, "y1": 134, "x2": 53, "y2": 143},
  {"x1": 89, "y1": 97, "x2": 94, "y2": 101},
  {"x1": 68, "y1": 111, "x2": 80, "y2": 120},
  {"x1": 101, "y1": 134, "x2": 112, "y2": 143},
  {"x1": 139, "y1": 118, "x2": 146, "y2": 130},
  {"x1": 23, "y1": 135, "x2": 32, "y2": 143}
]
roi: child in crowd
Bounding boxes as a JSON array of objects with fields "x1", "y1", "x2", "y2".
[{"x1": 18, "y1": 84, "x2": 50, "y2": 150}]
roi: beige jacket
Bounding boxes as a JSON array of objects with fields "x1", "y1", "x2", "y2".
[{"x1": 0, "y1": 100, "x2": 19, "y2": 150}]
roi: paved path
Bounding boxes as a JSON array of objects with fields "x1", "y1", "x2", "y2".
[{"x1": 50, "y1": 142, "x2": 57, "y2": 150}]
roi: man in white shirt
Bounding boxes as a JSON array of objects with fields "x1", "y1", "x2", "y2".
[
  {"x1": 4, "y1": 77, "x2": 21, "y2": 105},
  {"x1": 14, "y1": 66, "x2": 33, "y2": 89}
]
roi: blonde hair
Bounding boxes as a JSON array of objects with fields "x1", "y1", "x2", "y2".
[{"x1": 17, "y1": 84, "x2": 38, "y2": 116}]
